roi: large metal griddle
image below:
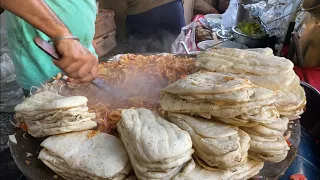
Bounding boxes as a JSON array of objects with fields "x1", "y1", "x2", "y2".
[
  {"x1": 8, "y1": 120, "x2": 301, "y2": 180},
  {"x1": 8, "y1": 53, "x2": 303, "y2": 180},
  {"x1": 8, "y1": 53, "x2": 196, "y2": 180}
]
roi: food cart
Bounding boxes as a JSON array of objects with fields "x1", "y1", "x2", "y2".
[{"x1": 1, "y1": 1, "x2": 320, "y2": 179}]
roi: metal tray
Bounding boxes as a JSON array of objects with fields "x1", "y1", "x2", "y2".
[
  {"x1": 9, "y1": 120, "x2": 301, "y2": 180},
  {"x1": 8, "y1": 54, "x2": 305, "y2": 180}
]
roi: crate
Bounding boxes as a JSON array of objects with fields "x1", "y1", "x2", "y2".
[
  {"x1": 93, "y1": 30, "x2": 117, "y2": 57},
  {"x1": 94, "y1": 9, "x2": 116, "y2": 39}
]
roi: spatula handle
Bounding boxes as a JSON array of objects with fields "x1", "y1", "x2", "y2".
[{"x1": 33, "y1": 37, "x2": 61, "y2": 60}]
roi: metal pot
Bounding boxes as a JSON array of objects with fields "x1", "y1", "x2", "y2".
[{"x1": 232, "y1": 27, "x2": 268, "y2": 48}]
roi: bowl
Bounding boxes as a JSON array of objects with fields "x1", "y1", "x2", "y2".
[
  {"x1": 216, "y1": 29, "x2": 234, "y2": 40},
  {"x1": 232, "y1": 27, "x2": 268, "y2": 48},
  {"x1": 204, "y1": 14, "x2": 222, "y2": 21},
  {"x1": 197, "y1": 40, "x2": 248, "y2": 50}
]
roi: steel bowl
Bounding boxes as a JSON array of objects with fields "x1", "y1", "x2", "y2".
[
  {"x1": 216, "y1": 29, "x2": 234, "y2": 40},
  {"x1": 232, "y1": 27, "x2": 268, "y2": 48}
]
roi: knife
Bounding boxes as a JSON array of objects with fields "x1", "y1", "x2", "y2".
[{"x1": 33, "y1": 37, "x2": 113, "y2": 93}]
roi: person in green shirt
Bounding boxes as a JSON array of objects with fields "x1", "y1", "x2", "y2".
[{"x1": 1, "y1": 0, "x2": 99, "y2": 91}]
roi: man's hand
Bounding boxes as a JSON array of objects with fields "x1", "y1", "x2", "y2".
[
  {"x1": 210, "y1": 8, "x2": 219, "y2": 14},
  {"x1": 1, "y1": 0, "x2": 98, "y2": 84},
  {"x1": 53, "y1": 39, "x2": 98, "y2": 83}
]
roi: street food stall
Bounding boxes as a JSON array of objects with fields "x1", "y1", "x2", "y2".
[
  {"x1": 1, "y1": 0, "x2": 320, "y2": 180},
  {"x1": 7, "y1": 48, "x2": 319, "y2": 180}
]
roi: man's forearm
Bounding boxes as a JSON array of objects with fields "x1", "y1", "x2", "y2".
[{"x1": 1, "y1": 0, "x2": 71, "y2": 38}]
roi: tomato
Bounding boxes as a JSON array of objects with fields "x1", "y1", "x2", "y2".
[
  {"x1": 20, "y1": 123, "x2": 28, "y2": 131},
  {"x1": 286, "y1": 139, "x2": 292, "y2": 147},
  {"x1": 290, "y1": 173, "x2": 307, "y2": 180}
]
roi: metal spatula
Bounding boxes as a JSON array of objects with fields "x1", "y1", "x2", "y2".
[{"x1": 33, "y1": 37, "x2": 113, "y2": 93}]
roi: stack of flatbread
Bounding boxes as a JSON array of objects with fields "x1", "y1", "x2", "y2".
[
  {"x1": 196, "y1": 48, "x2": 306, "y2": 119},
  {"x1": 117, "y1": 108, "x2": 194, "y2": 180},
  {"x1": 38, "y1": 130, "x2": 133, "y2": 180},
  {"x1": 158, "y1": 59, "x2": 299, "y2": 178},
  {"x1": 167, "y1": 113, "x2": 250, "y2": 170},
  {"x1": 160, "y1": 72, "x2": 278, "y2": 127},
  {"x1": 241, "y1": 117, "x2": 290, "y2": 162},
  {"x1": 173, "y1": 158, "x2": 264, "y2": 180},
  {"x1": 14, "y1": 91, "x2": 97, "y2": 137}
]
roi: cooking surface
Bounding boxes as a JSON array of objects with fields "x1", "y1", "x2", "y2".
[
  {"x1": 9, "y1": 130, "x2": 61, "y2": 180},
  {"x1": 2, "y1": 52, "x2": 320, "y2": 179},
  {"x1": 5, "y1": 83, "x2": 320, "y2": 180},
  {"x1": 8, "y1": 120, "x2": 301, "y2": 180}
]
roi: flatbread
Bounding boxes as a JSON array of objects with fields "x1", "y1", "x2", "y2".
[
  {"x1": 196, "y1": 48, "x2": 294, "y2": 75},
  {"x1": 177, "y1": 86, "x2": 275, "y2": 103},
  {"x1": 248, "y1": 133, "x2": 279, "y2": 142},
  {"x1": 213, "y1": 117, "x2": 259, "y2": 127},
  {"x1": 275, "y1": 79, "x2": 306, "y2": 112},
  {"x1": 40, "y1": 149, "x2": 132, "y2": 180},
  {"x1": 14, "y1": 91, "x2": 88, "y2": 112},
  {"x1": 242, "y1": 125, "x2": 283, "y2": 138},
  {"x1": 118, "y1": 108, "x2": 193, "y2": 163},
  {"x1": 160, "y1": 93, "x2": 275, "y2": 119},
  {"x1": 234, "y1": 105, "x2": 279, "y2": 123},
  {"x1": 117, "y1": 108, "x2": 193, "y2": 180},
  {"x1": 124, "y1": 146, "x2": 190, "y2": 180},
  {"x1": 261, "y1": 117, "x2": 289, "y2": 134},
  {"x1": 167, "y1": 113, "x2": 249, "y2": 169},
  {"x1": 19, "y1": 108, "x2": 94, "y2": 123},
  {"x1": 245, "y1": 48, "x2": 274, "y2": 55},
  {"x1": 39, "y1": 131, "x2": 132, "y2": 179},
  {"x1": 14, "y1": 91, "x2": 98, "y2": 137},
  {"x1": 167, "y1": 113, "x2": 238, "y2": 138},
  {"x1": 235, "y1": 70, "x2": 296, "y2": 91},
  {"x1": 162, "y1": 72, "x2": 253, "y2": 94},
  {"x1": 28, "y1": 119, "x2": 97, "y2": 138},
  {"x1": 241, "y1": 117, "x2": 288, "y2": 138},
  {"x1": 173, "y1": 158, "x2": 263, "y2": 180},
  {"x1": 249, "y1": 150, "x2": 288, "y2": 163},
  {"x1": 249, "y1": 137, "x2": 289, "y2": 152}
]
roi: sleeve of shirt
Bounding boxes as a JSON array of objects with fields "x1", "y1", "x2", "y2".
[{"x1": 194, "y1": 0, "x2": 214, "y2": 14}]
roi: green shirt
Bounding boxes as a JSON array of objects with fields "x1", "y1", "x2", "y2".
[{"x1": 5, "y1": 0, "x2": 97, "y2": 90}]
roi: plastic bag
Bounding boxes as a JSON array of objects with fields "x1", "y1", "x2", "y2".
[
  {"x1": 171, "y1": 22, "x2": 198, "y2": 54},
  {"x1": 0, "y1": 14, "x2": 9, "y2": 55},
  {"x1": 0, "y1": 53, "x2": 25, "y2": 112},
  {"x1": 260, "y1": 1, "x2": 293, "y2": 37},
  {"x1": 243, "y1": 1, "x2": 266, "y2": 18},
  {"x1": 221, "y1": 0, "x2": 239, "y2": 31},
  {"x1": 243, "y1": 0, "x2": 294, "y2": 37},
  {"x1": 0, "y1": 13, "x2": 25, "y2": 112}
]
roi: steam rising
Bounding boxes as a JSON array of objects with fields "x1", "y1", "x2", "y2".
[
  {"x1": 41, "y1": 53, "x2": 195, "y2": 133},
  {"x1": 126, "y1": 30, "x2": 177, "y2": 53}
]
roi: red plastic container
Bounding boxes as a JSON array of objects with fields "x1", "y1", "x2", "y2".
[{"x1": 294, "y1": 66, "x2": 320, "y2": 91}]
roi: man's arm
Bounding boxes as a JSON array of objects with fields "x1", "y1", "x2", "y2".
[
  {"x1": 1, "y1": 0, "x2": 71, "y2": 39},
  {"x1": 1, "y1": 0, "x2": 98, "y2": 83}
]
